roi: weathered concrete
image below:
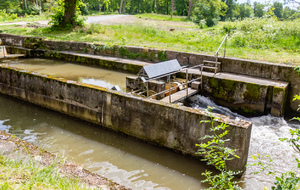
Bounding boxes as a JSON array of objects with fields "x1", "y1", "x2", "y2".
[
  {"x1": 0, "y1": 64, "x2": 252, "y2": 174},
  {"x1": 180, "y1": 70, "x2": 289, "y2": 116},
  {"x1": 1, "y1": 33, "x2": 297, "y2": 114},
  {"x1": 4, "y1": 45, "x2": 290, "y2": 116},
  {"x1": 0, "y1": 46, "x2": 7, "y2": 56}
]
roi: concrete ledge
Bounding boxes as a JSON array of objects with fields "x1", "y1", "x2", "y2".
[
  {"x1": 1, "y1": 33, "x2": 298, "y2": 114},
  {"x1": 0, "y1": 64, "x2": 252, "y2": 174},
  {"x1": 180, "y1": 70, "x2": 289, "y2": 116}
]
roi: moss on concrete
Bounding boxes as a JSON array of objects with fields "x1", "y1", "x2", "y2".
[
  {"x1": 158, "y1": 51, "x2": 167, "y2": 61},
  {"x1": 210, "y1": 78, "x2": 238, "y2": 103},
  {"x1": 244, "y1": 83, "x2": 261, "y2": 101}
]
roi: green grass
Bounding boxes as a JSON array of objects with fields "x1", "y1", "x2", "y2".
[
  {"x1": 135, "y1": 13, "x2": 190, "y2": 22},
  {"x1": 0, "y1": 155, "x2": 94, "y2": 190},
  {"x1": 0, "y1": 13, "x2": 48, "y2": 23},
  {"x1": 0, "y1": 17, "x2": 299, "y2": 65}
]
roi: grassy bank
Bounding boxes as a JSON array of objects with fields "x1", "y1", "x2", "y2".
[
  {"x1": 0, "y1": 130, "x2": 126, "y2": 190},
  {"x1": 0, "y1": 155, "x2": 93, "y2": 189},
  {"x1": 135, "y1": 13, "x2": 190, "y2": 22},
  {"x1": 0, "y1": 16, "x2": 299, "y2": 65}
]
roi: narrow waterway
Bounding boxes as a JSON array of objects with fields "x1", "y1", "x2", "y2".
[
  {"x1": 0, "y1": 58, "x2": 299, "y2": 189},
  {"x1": 1, "y1": 58, "x2": 135, "y2": 91},
  {"x1": 0, "y1": 94, "x2": 211, "y2": 189}
]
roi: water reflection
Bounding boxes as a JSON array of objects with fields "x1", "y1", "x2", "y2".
[
  {"x1": 0, "y1": 94, "x2": 207, "y2": 189},
  {"x1": 1, "y1": 58, "x2": 135, "y2": 91}
]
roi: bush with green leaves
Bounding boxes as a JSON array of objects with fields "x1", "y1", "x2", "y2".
[
  {"x1": 0, "y1": 10, "x2": 18, "y2": 22},
  {"x1": 49, "y1": 0, "x2": 85, "y2": 29},
  {"x1": 196, "y1": 108, "x2": 242, "y2": 190}
]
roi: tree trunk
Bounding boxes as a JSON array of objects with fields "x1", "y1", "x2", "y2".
[
  {"x1": 24, "y1": 0, "x2": 27, "y2": 10},
  {"x1": 122, "y1": 0, "x2": 127, "y2": 13},
  {"x1": 119, "y1": 0, "x2": 123, "y2": 13},
  {"x1": 171, "y1": 0, "x2": 174, "y2": 18},
  {"x1": 188, "y1": 0, "x2": 192, "y2": 19},
  {"x1": 61, "y1": 0, "x2": 77, "y2": 27}
]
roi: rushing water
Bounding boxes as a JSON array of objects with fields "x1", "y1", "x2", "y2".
[
  {"x1": 0, "y1": 58, "x2": 299, "y2": 189},
  {"x1": 0, "y1": 58, "x2": 135, "y2": 91},
  {"x1": 188, "y1": 95, "x2": 300, "y2": 190}
]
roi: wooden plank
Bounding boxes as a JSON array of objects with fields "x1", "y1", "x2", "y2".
[{"x1": 161, "y1": 88, "x2": 198, "y2": 103}]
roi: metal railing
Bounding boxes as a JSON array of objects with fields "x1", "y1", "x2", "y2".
[
  {"x1": 147, "y1": 64, "x2": 203, "y2": 103},
  {"x1": 213, "y1": 34, "x2": 228, "y2": 74}
]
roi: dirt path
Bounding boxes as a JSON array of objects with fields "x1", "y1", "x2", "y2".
[{"x1": 0, "y1": 15, "x2": 197, "y2": 31}]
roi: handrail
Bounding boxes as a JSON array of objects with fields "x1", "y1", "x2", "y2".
[
  {"x1": 147, "y1": 76, "x2": 202, "y2": 99},
  {"x1": 215, "y1": 34, "x2": 228, "y2": 58},
  {"x1": 148, "y1": 64, "x2": 203, "y2": 100}
]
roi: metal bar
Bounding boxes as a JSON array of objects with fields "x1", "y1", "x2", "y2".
[
  {"x1": 200, "y1": 65, "x2": 203, "y2": 89},
  {"x1": 168, "y1": 75, "x2": 171, "y2": 103},
  {"x1": 215, "y1": 52, "x2": 218, "y2": 74},
  {"x1": 186, "y1": 69, "x2": 188, "y2": 97},
  {"x1": 224, "y1": 36, "x2": 227, "y2": 57},
  {"x1": 148, "y1": 76, "x2": 202, "y2": 99},
  {"x1": 146, "y1": 82, "x2": 149, "y2": 97},
  {"x1": 141, "y1": 64, "x2": 203, "y2": 84},
  {"x1": 214, "y1": 34, "x2": 228, "y2": 57}
]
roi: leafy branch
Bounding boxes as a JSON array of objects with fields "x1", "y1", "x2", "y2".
[{"x1": 196, "y1": 107, "x2": 242, "y2": 190}]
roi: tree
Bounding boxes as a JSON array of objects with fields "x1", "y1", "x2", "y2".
[
  {"x1": 237, "y1": 3, "x2": 252, "y2": 19},
  {"x1": 220, "y1": 0, "x2": 236, "y2": 21},
  {"x1": 0, "y1": 0, "x2": 21, "y2": 13},
  {"x1": 192, "y1": 0, "x2": 227, "y2": 27},
  {"x1": 273, "y1": 2, "x2": 283, "y2": 18},
  {"x1": 188, "y1": 0, "x2": 193, "y2": 19},
  {"x1": 50, "y1": 0, "x2": 84, "y2": 28},
  {"x1": 62, "y1": 0, "x2": 77, "y2": 26},
  {"x1": 171, "y1": 0, "x2": 174, "y2": 18},
  {"x1": 282, "y1": 6, "x2": 297, "y2": 19},
  {"x1": 122, "y1": 0, "x2": 127, "y2": 13},
  {"x1": 253, "y1": 2, "x2": 264, "y2": 18}
]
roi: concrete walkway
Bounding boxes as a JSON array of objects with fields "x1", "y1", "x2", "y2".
[{"x1": 57, "y1": 50, "x2": 288, "y2": 90}]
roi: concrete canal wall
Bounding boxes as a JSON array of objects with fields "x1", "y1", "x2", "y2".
[
  {"x1": 0, "y1": 64, "x2": 251, "y2": 173},
  {"x1": 0, "y1": 33, "x2": 298, "y2": 116}
]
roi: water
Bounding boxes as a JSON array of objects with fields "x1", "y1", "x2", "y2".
[
  {"x1": 0, "y1": 58, "x2": 135, "y2": 91},
  {"x1": 0, "y1": 57, "x2": 299, "y2": 189},
  {"x1": 0, "y1": 94, "x2": 209, "y2": 190},
  {"x1": 188, "y1": 95, "x2": 300, "y2": 189}
]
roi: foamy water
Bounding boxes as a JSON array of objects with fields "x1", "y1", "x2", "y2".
[{"x1": 189, "y1": 95, "x2": 300, "y2": 189}]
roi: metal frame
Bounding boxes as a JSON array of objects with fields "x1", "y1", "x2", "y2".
[
  {"x1": 213, "y1": 34, "x2": 228, "y2": 74},
  {"x1": 146, "y1": 64, "x2": 204, "y2": 103}
]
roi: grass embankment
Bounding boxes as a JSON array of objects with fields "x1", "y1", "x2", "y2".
[
  {"x1": 0, "y1": 130, "x2": 126, "y2": 190},
  {"x1": 0, "y1": 155, "x2": 93, "y2": 189},
  {"x1": 0, "y1": 14, "x2": 299, "y2": 65},
  {"x1": 135, "y1": 13, "x2": 190, "y2": 22}
]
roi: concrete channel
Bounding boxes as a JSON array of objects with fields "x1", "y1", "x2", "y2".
[{"x1": 0, "y1": 33, "x2": 298, "y2": 175}]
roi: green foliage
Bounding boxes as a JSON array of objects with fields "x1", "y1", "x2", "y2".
[
  {"x1": 273, "y1": 2, "x2": 283, "y2": 19},
  {"x1": 196, "y1": 107, "x2": 242, "y2": 190},
  {"x1": 0, "y1": 155, "x2": 92, "y2": 189},
  {"x1": 0, "y1": 0, "x2": 21, "y2": 14},
  {"x1": 192, "y1": 0, "x2": 227, "y2": 27},
  {"x1": 0, "y1": 10, "x2": 18, "y2": 22},
  {"x1": 2, "y1": 15, "x2": 300, "y2": 65},
  {"x1": 253, "y1": 2, "x2": 264, "y2": 18},
  {"x1": 237, "y1": 3, "x2": 253, "y2": 20},
  {"x1": 49, "y1": 0, "x2": 85, "y2": 29},
  {"x1": 136, "y1": 13, "x2": 190, "y2": 22},
  {"x1": 294, "y1": 67, "x2": 300, "y2": 75}
]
